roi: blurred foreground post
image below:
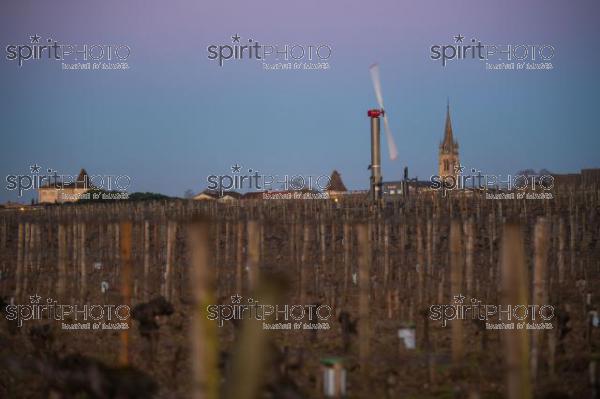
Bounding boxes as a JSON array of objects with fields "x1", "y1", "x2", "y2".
[
  {"x1": 450, "y1": 219, "x2": 463, "y2": 365},
  {"x1": 188, "y1": 220, "x2": 219, "y2": 399},
  {"x1": 79, "y1": 223, "x2": 86, "y2": 299},
  {"x1": 532, "y1": 217, "x2": 549, "y2": 384},
  {"x1": 356, "y1": 224, "x2": 371, "y2": 372},
  {"x1": 164, "y1": 221, "x2": 177, "y2": 301},
  {"x1": 343, "y1": 223, "x2": 350, "y2": 300},
  {"x1": 246, "y1": 221, "x2": 260, "y2": 292},
  {"x1": 143, "y1": 221, "x2": 150, "y2": 301},
  {"x1": 464, "y1": 218, "x2": 474, "y2": 295},
  {"x1": 416, "y1": 223, "x2": 424, "y2": 308},
  {"x1": 57, "y1": 224, "x2": 67, "y2": 301},
  {"x1": 557, "y1": 218, "x2": 565, "y2": 284},
  {"x1": 119, "y1": 221, "x2": 133, "y2": 366},
  {"x1": 225, "y1": 277, "x2": 283, "y2": 399},
  {"x1": 501, "y1": 222, "x2": 531, "y2": 399},
  {"x1": 300, "y1": 224, "x2": 310, "y2": 305},
  {"x1": 15, "y1": 223, "x2": 24, "y2": 300},
  {"x1": 236, "y1": 222, "x2": 243, "y2": 295}
]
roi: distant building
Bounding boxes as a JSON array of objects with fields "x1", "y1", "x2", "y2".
[
  {"x1": 382, "y1": 181, "x2": 404, "y2": 197},
  {"x1": 0, "y1": 201, "x2": 28, "y2": 210},
  {"x1": 38, "y1": 168, "x2": 92, "y2": 204},
  {"x1": 193, "y1": 190, "x2": 217, "y2": 201},
  {"x1": 241, "y1": 188, "x2": 325, "y2": 200},
  {"x1": 241, "y1": 191, "x2": 265, "y2": 200},
  {"x1": 438, "y1": 102, "x2": 460, "y2": 180},
  {"x1": 193, "y1": 189, "x2": 241, "y2": 202},
  {"x1": 326, "y1": 170, "x2": 347, "y2": 200},
  {"x1": 383, "y1": 178, "x2": 433, "y2": 199},
  {"x1": 552, "y1": 168, "x2": 600, "y2": 191},
  {"x1": 218, "y1": 192, "x2": 241, "y2": 202}
]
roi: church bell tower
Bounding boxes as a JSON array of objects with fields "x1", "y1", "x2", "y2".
[{"x1": 438, "y1": 101, "x2": 460, "y2": 179}]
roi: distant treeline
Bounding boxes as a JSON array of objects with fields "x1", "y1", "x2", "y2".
[{"x1": 76, "y1": 189, "x2": 174, "y2": 203}]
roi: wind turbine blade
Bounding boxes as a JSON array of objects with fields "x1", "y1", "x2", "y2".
[
  {"x1": 383, "y1": 114, "x2": 398, "y2": 160},
  {"x1": 369, "y1": 63, "x2": 384, "y2": 109}
]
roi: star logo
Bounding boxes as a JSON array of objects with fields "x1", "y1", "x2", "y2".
[
  {"x1": 231, "y1": 164, "x2": 242, "y2": 173},
  {"x1": 454, "y1": 34, "x2": 465, "y2": 43},
  {"x1": 30, "y1": 34, "x2": 41, "y2": 43},
  {"x1": 231, "y1": 294, "x2": 242, "y2": 304},
  {"x1": 29, "y1": 294, "x2": 41, "y2": 304},
  {"x1": 231, "y1": 34, "x2": 241, "y2": 43},
  {"x1": 454, "y1": 164, "x2": 465, "y2": 174},
  {"x1": 30, "y1": 164, "x2": 41, "y2": 173},
  {"x1": 453, "y1": 294, "x2": 465, "y2": 304}
]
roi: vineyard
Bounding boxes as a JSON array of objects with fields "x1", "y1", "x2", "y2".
[{"x1": 0, "y1": 192, "x2": 598, "y2": 398}]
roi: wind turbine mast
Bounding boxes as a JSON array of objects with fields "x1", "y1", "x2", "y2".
[
  {"x1": 368, "y1": 64, "x2": 399, "y2": 202},
  {"x1": 368, "y1": 109, "x2": 384, "y2": 201}
]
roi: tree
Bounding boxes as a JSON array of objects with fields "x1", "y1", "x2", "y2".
[
  {"x1": 516, "y1": 169, "x2": 536, "y2": 177},
  {"x1": 184, "y1": 189, "x2": 195, "y2": 199}
]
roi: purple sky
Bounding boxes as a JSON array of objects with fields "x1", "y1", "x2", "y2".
[{"x1": 1, "y1": 0, "x2": 599, "y2": 201}]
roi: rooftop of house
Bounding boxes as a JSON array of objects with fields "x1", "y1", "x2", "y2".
[
  {"x1": 326, "y1": 170, "x2": 348, "y2": 192},
  {"x1": 39, "y1": 168, "x2": 92, "y2": 189},
  {"x1": 194, "y1": 189, "x2": 242, "y2": 199}
]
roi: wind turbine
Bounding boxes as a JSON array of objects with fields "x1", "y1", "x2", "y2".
[{"x1": 367, "y1": 63, "x2": 399, "y2": 201}]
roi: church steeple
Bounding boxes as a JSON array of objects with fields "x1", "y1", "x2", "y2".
[
  {"x1": 441, "y1": 100, "x2": 457, "y2": 152},
  {"x1": 438, "y1": 100, "x2": 460, "y2": 179}
]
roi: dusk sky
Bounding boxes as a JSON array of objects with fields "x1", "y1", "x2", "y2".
[{"x1": 1, "y1": 0, "x2": 599, "y2": 202}]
